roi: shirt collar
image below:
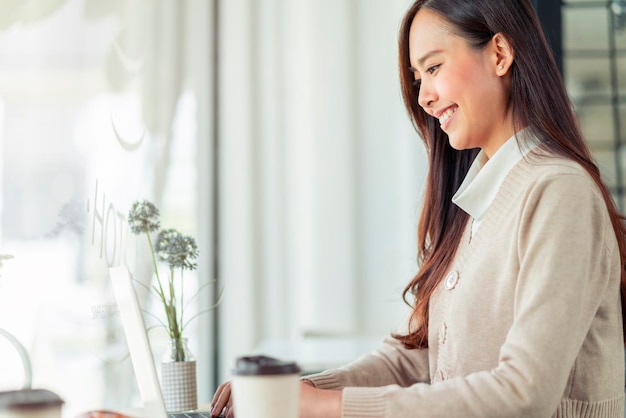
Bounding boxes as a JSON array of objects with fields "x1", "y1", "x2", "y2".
[{"x1": 452, "y1": 129, "x2": 536, "y2": 220}]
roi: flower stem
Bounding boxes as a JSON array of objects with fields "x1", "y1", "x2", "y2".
[
  {"x1": 146, "y1": 231, "x2": 174, "y2": 337},
  {"x1": 179, "y1": 269, "x2": 185, "y2": 335}
]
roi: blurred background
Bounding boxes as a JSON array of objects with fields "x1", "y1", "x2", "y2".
[{"x1": 0, "y1": 0, "x2": 623, "y2": 416}]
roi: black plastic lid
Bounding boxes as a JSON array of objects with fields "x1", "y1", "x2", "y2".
[
  {"x1": 232, "y1": 355, "x2": 301, "y2": 376},
  {"x1": 0, "y1": 389, "x2": 64, "y2": 410}
]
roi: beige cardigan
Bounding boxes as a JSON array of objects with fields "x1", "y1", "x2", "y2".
[{"x1": 305, "y1": 153, "x2": 625, "y2": 417}]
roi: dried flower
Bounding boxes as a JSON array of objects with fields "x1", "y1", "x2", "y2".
[
  {"x1": 128, "y1": 200, "x2": 210, "y2": 362},
  {"x1": 156, "y1": 229, "x2": 198, "y2": 271},
  {"x1": 128, "y1": 200, "x2": 160, "y2": 234}
]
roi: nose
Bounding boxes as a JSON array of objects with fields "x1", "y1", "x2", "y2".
[{"x1": 417, "y1": 79, "x2": 436, "y2": 111}]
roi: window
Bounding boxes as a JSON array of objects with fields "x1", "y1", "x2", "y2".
[
  {"x1": 0, "y1": 1, "x2": 215, "y2": 415},
  {"x1": 562, "y1": 0, "x2": 626, "y2": 210}
]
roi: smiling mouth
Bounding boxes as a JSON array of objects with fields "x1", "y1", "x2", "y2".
[{"x1": 439, "y1": 106, "x2": 458, "y2": 127}]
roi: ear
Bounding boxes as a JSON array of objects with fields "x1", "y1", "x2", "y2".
[{"x1": 491, "y1": 33, "x2": 514, "y2": 76}]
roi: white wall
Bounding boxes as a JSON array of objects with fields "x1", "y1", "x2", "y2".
[{"x1": 217, "y1": 0, "x2": 427, "y2": 382}]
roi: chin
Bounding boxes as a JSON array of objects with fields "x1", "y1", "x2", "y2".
[
  {"x1": 447, "y1": 134, "x2": 477, "y2": 152},
  {"x1": 447, "y1": 137, "x2": 466, "y2": 151}
]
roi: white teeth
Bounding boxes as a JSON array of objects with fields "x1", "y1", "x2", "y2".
[{"x1": 439, "y1": 107, "x2": 456, "y2": 125}]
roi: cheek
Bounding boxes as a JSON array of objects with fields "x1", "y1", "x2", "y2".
[
  {"x1": 443, "y1": 67, "x2": 490, "y2": 110},
  {"x1": 435, "y1": 75, "x2": 464, "y2": 105},
  {"x1": 438, "y1": 66, "x2": 474, "y2": 100},
  {"x1": 449, "y1": 55, "x2": 486, "y2": 86}
]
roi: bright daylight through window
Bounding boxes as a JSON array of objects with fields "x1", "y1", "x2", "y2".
[{"x1": 0, "y1": 1, "x2": 213, "y2": 416}]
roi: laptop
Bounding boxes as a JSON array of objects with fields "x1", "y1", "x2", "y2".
[{"x1": 109, "y1": 265, "x2": 218, "y2": 418}]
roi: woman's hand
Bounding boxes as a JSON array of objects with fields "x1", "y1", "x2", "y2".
[
  {"x1": 299, "y1": 381, "x2": 342, "y2": 418},
  {"x1": 210, "y1": 381, "x2": 233, "y2": 417}
]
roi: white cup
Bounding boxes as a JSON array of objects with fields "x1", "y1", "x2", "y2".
[
  {"x1": 231, "y1": 355, "x2": 301, "y2": 418},
  {"x1": 0, "y1": 389, "x2": 63, "y2": 418}
]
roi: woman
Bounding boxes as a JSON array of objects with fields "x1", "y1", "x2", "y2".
[{"x1": 212, "y1": 0, "x2": 626, "y2": 416}]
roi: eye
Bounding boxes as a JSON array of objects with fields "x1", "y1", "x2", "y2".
[
  {"x1": 426, "y1": 64, "x2": 441, "y2": 74},
  {"x1": 412, "y1": 79, "x2": 422, "y2": 88}
]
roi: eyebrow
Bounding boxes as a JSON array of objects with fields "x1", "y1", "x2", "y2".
[{"x1": 410, "y1": 50, "x2": 444, "y2": 71}]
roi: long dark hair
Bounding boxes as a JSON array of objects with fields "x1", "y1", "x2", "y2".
[{"x1": 395, "y1": 0, "x2": 626, "y2": 349}]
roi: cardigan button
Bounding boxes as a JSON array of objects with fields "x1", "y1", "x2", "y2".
[{"x1": 444, "y1": 271, "x2": 459, "y2": 290}]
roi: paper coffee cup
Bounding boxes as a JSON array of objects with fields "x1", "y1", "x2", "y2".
[{"x1": 231, "y1": 355, "x2": 301, "y2": 418}]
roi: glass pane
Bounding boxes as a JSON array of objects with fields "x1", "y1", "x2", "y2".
[
  {"x1": 614, "y1": 19, "x2": 626, "y2": 49},
  {"x1": 620, "y1": 105, "x2": 626, "y2": 143},
  {"x1": 617, "y1": 56, "x2": 626, "y2": 95},
  {"x1": 574, "y1": 104, "x2": 616, "y2": 143},
  {"x1": 595, "y1": 149, "x2": 619, "y2": 187},
  {"x1": 565, "y1": 56, "x2": 612, "y2": 99},
  {"x1": 0, "y1": 1, "x2": 208, "y2": 416},
  {"x1": 563, "y1": 8, "x2": 609, "y2": 51},
  {"x1": 563, "y1": 0, "x2": 606, "y2": 3},
  {"x1": 563, "y1": 3, "x2": 626, "y2": 209}
]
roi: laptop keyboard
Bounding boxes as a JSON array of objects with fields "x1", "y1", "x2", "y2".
[{"x1": 169, "y1": 413, "x2": 215, "y2": 418}]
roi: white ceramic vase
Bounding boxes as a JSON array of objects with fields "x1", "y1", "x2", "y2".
[{"x1": 161, "y1": 338, "x2": 198, "y2": 412}]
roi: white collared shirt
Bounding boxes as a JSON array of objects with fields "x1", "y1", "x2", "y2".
[{"x1": 452, "y1": 130, "x2": 537, "y2": 237}]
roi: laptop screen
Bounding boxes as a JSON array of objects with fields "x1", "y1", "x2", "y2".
[{"x1": 109, "y1": 266, "x2": 169, "y2": 418}]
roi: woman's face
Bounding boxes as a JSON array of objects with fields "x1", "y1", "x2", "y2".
[{"x1": 408, "y1": 8, "x2": 514, "y2": 158}]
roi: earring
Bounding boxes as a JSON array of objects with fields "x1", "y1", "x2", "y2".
[{"x1": 498, "y1": 65, "x2": 504, "y2": 70}]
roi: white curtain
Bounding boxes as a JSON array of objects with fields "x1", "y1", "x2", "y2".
[{"x1": 217, "y1": 0, "x2": 427, "y2": 382}]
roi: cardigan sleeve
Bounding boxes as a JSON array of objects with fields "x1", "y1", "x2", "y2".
[
  {"x1": 337, "y1": 169, "x2": 624, "y2": 417},
  {"x1": 303, "y1": 334, "x2": 430, "y2": 390}
]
